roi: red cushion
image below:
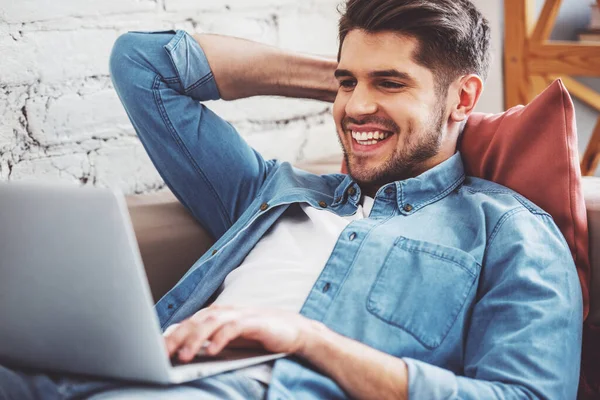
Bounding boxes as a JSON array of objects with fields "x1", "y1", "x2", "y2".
[
  {"x1": 462, "y1": 79, "x2": 589, "y2": 320},
  {"x1": 341, "y1": 79, "x2": 590, "y2": 319}
]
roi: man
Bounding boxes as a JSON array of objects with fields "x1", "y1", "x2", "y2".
[{"x1": 0, "y1": 0, "x2": 582, "y2": 399}]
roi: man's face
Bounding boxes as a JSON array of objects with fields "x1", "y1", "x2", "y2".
[{"x1": 333, "y1": 30, "x2": 450, "y2": 194}]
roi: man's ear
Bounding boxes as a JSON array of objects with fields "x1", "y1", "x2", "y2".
[{"x1": 449, "y1": 74, "x2": 484, "y2": 123}]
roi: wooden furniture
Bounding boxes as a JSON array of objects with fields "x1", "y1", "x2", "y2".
[{"x1": 504, "y1": 0, "x2": 600, "y2": 176}]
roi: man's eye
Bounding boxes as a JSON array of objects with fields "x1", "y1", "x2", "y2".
[
  {"x1": 380, "y1": 81, "x2": 404, "y2": 89},
  {"x1": 339, "y1": 80, "x2": 356, "y2": 89}
]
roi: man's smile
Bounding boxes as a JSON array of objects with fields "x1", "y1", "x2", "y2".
[{"x1": 346, "y1": 125, "x2": 396, "y2": 156}]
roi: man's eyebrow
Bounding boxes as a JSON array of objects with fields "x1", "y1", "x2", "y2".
[
  {"x1": 334, "y1": 68, "x2": 416, "y2": 83},
  {"x1": 369, "y1": 69, "x2": 415, "y2": 82},
  {"x1": 334, "y1": 69, "x2": 354, "y2": 78}
]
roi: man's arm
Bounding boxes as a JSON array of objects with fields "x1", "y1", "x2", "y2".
[
  {"x1": 299, "y1": 321, "x2": 409, "y2": 399},
  {"x1": 193, "y1": 33, "x2": 338, "y2": 102},
  {"x1": 111, "y1": 30, "x2": 338, "y2": 240}
]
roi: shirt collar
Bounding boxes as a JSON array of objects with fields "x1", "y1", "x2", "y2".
[
  {"x1": 331, "y1": 174, "x2": 362, "y2": 208},
  {"x1": 332, "y1": 152, "x2": 465, "y2": 214}
]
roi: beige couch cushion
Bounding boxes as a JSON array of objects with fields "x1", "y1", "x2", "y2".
[{"x1": 126, "y1": 191, "x2": 214, "y2": 302}]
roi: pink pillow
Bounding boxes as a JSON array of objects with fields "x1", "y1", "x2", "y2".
[
  {"x1": 340, "y1": 80, "x2": 590, "y2": 319},
  {"x1": 462, "y1": 79, "x2": 589, "y2": 319}
]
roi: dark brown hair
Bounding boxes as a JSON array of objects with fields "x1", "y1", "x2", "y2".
[{"x1": 338, "y1": 0, "x2": 491, "y2": 90}]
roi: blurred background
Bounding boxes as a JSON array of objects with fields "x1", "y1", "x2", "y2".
[{"x1": 0, "y1": 0, "x2": 598, "y2": 195}]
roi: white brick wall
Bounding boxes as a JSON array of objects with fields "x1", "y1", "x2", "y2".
[{"x1": 0, "y1": 0, "x2": 344, "y2": 194}]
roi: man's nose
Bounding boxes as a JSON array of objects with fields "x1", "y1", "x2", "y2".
[{"x1": 345, "y1": 84, "x2": 378, "y2": 118}]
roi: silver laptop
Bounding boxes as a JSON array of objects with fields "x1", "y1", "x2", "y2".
[{"x1": 0, "y1": 181, "x2": 285, "y2": 384}]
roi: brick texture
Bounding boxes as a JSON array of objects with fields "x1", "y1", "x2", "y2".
[{"x1": 0, "y1": 0, "x2": 344, "y2": 193}]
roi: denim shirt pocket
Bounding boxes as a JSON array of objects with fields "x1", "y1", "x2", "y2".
[{"x1": 366, "y1": 236, "x2": 479, "y2": 349}]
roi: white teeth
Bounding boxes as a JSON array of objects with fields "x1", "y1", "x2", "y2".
[
  {"x1": 351, "y1": 130, "x2": 391, "y2": 146},
  {"x1": 356, "y1": 139, "x2": 379, "y2": 146},
  {"x1": 352, "y1": 130, "x2": 390, "y2": 140}
]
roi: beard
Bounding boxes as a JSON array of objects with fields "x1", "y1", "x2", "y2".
[{"x1": 339, "y1": 105, "x2": 445, "y2": 191}]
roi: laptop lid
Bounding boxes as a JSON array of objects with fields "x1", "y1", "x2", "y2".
[{"x1": 0, "y1": 181, "x2": 172, "y2": 383}]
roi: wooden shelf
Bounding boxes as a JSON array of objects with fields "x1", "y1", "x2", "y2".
[{"x1": 505, "y1": 0, "x2": 600, "y2": 176}]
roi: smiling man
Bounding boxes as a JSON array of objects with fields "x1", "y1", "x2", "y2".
[
  {"x1": 0, "y1": 0, "x2": 582, "y2": 399},
  {"x1": 334, "y1": 29, "x2": 473, "y2": 196}
]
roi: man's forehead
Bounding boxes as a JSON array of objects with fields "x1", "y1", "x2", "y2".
[{"x1": 338, "y1": 29, "x2": 422, "y2": 74}]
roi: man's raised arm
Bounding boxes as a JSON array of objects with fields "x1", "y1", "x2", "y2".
[
  {"x1": 193, "y1": 33, "x2": 338, "y2": 102},
  {"x1": 110, "y1": 30, "x2": 338, "y2": 240}
]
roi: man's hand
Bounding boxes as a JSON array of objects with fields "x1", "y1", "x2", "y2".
[
  {"x1": 163, "y1": 305, "x2": 314, "y2": 362},
  {"x1": 164, "y1": 305, "x2": 408, "y2": 399}
]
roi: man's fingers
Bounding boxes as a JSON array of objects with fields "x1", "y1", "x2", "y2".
[
  {"x1": 164, "y1": 306, "x2": 267, "y2": 361},
  {"x1": 178, "y1": 312, "x2": 234, "y2": 360},
  {"x1": 166, "y1": 309, "x2": 242, "y2": 362},
  {"x1": 207, "y1": 320, "x2": 243, "y2": 355},
  {"x1": 164, "y1": 320, "x2": 198, "y2": 356},
  {"x1": 164, "y1": 313, "x2": 215, "y2": 357},
  {"x1": 177, "y1": 336, "x2": 211, "y2": 362},
  {"x1": 177, "y1": 323, "x2": 217, "y2": 362}
]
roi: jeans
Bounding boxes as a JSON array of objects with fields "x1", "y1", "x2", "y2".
[{"x1": 0, "y1": 363, "x2": 266, "y2": 400}]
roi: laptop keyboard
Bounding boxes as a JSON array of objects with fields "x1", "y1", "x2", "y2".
[{"x1": 170, "y1": 348, "x2": 272, "y2": 366}]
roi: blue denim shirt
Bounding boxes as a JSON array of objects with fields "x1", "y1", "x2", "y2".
[{"x1": 110, "y1": 30, "x2": 583, "y2": 400}]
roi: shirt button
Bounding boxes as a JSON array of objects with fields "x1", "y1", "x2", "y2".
[
  {"x1": 385, "y1": 187, "x2": 394, "y2": 195},
  {"x1": 403, "y1": 204, "x2": 413, "y2": 212},
  {"x1": 260, "y1": 202, "x2": 269, "y2": 211},
  {"x1": 319, "y1": 201, "x2": 327, "y2": 208},
  {"x1": 349, "y1": 232, "x2": 356, "y2": 241},
  {"x1": 323, "y1": 282, "x2": 331, "y2": 293},
  {"x1": 167, "y1": 304, "x2": 174, "y2": 309},
  {"x1": 211, "y1": 249, "x2": 218, "y2": 256},
  {"x1": 347, "y1": 187, "x2": 356, "y2": 196}
]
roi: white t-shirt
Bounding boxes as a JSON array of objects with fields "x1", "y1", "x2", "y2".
[{"x1": 212, "y1": 196, "x2": 374, "y2": 383}]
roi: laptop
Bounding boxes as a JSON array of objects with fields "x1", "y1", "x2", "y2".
[{"x1": 0, "y1": 181, "x2": 285, "y2": 384}]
